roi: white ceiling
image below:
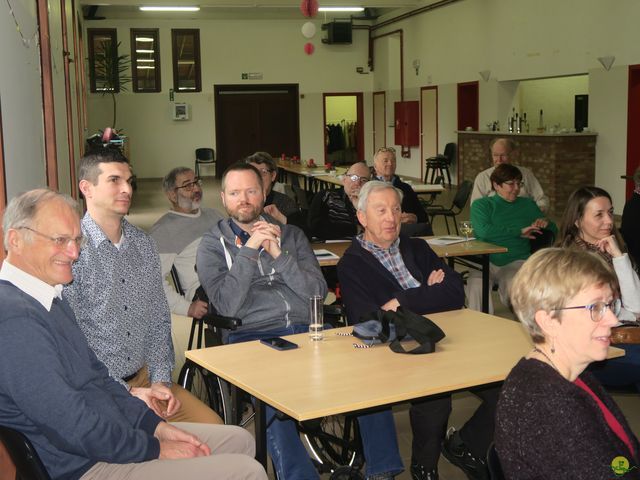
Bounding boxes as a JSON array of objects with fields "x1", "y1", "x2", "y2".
[{"x1": 80, "y1": 0, "x2": 420, "y2": 21}]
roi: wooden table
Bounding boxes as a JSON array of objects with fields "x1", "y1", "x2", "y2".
[
  {"x1": 312, "y1": 173, "x2": 445, "y2": 195},
  {"x1": 278, "y1": 163, "x2": 347, "y2": 191},
  {"x1": 314, "y1": 237, "x2": 508, "y2": 313},
  {"x1": 186, "y1": 309, "x2": 626, "y2": 467}
]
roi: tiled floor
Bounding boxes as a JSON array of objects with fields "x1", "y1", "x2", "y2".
[{"x1": 127, "y1": 176, "x2": 640, "y2": 480}]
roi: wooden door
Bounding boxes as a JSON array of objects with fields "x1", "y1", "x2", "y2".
[
  {"x1": 215, "y1": 84, "x2": 300, "y2": 178},
  {"x1": 373, "y1": 91, "x2": 386, "y2": 155},
  {"x1": 457, "y1": 81, "x2": 479, "y2": 131},
  {"x1": 420, "y1": 86, "x2": 438, "y2": 181}
]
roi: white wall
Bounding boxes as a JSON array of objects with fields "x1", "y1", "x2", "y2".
[
  {"x1": 0, "y1": 0, "x2": 47, "y2": 198},
  {"x1": 369, "y1": 0, "x2": 640, "y2": 207},
  {"x1": 84, "y1": 0, "x2": 640, "y2": 209},
  {"x1": 516, "y1": 75, "x2": 589, "y2": 131},
  {"x1": 86, "y1": 18, "x2": 374, "y2": 178},
  {"x1": 589, "y1": 66, "x2": 629, "y2": 212}
]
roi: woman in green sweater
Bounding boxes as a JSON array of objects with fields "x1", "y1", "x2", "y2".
[{"x1": 468, "y1": 164, "x2": 556, "y2": 313}]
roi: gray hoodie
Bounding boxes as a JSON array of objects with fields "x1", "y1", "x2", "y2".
[{"x1": 196, "y1": 215, "x2": 328, "y2": 333}]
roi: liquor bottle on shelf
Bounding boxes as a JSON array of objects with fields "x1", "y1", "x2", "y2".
[{"x1": 537, "y1": 109, "x2": 545, "y2": 133}]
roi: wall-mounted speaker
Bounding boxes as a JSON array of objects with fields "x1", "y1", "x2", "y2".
[{"x1": 322, "y1": 21, "x2": 352, "y2": 44}]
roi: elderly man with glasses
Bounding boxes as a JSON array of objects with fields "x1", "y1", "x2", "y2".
[
  {"x1": 0, "y1": 188, "x2": 266, "y2": 480},
  {"x1": 308, "y1": 161, "x2": 370, "y2": 240},
  {"x1": 470, "y1": 138, "x2": 549, "y2": 212},
  {"x1": 150, "y1": 167, "x2": 223, "y2": 320}
]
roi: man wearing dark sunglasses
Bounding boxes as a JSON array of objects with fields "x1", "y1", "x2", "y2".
[{"x1": 308, "y1": 161, "x2": 370, "y2": 240}]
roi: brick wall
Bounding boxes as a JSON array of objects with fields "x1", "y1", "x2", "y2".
[{"x1": 458, "y1": 132, "x2": 597, "y2": 219}]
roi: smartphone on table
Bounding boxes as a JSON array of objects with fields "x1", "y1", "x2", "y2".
[{"x1": 260, "y1": 337, "x2": 298, "y2": 351}]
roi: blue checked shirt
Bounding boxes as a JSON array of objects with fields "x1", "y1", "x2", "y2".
[
  {"x1": 357, "y1": 235, "x2": 421, "y2": 290},
  {"x1": 63, "y1": 213, "x2": 174, "y2": 387}
]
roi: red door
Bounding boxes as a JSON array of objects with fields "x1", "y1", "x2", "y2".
[
  {"x1": 457, "y1": 81, "x2": 479, "y2": 132},
  {"x1": 626, "y1": 66, "x2": 640, "y2": 198}
]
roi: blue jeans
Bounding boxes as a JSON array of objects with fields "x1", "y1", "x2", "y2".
[
  {"x1": 228, "y1": 324, "x2": 404, "y2": 479},
  {"x1": 589, "y1": 343, "x2": 640, "y2": 391}
]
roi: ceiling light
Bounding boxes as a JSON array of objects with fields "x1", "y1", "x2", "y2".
[
  {"x1": 137, "y1": 59, "x2": 155, "y2": 62},
  {"x1": 318, "y1": 7, "x2": 364, "y2": 12},
  {"x1": 139, "y1": 6, "x2": 200, "y2": 12},
  {"x1": 136, "y1": 37, "x2": 155, "y2": 42},
  {"x1": 136, "y1": 49, "x2": 155, "y2": 53}
]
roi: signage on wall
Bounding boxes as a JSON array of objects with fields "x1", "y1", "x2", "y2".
[{"x1": 241, "y1": 72, "x2": 263, "y2": 80}]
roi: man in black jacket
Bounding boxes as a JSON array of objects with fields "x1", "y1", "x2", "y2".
[
  {"x1": 337, "y1": 181, "x2": 497, "y2": 480},
  {"x1": 372, "y1": 147, "x2": 428, "y2": 225},
  {"x1": 308, "y1": 161, "x2": 370, "y2": 240}
]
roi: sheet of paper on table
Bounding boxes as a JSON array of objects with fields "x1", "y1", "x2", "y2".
[
  {"x1": 313, "y1": 249, "x2": 341, "y2": 261},
  {"x1": 427, "y1": 236, "x2": 476, "y2": 246}
]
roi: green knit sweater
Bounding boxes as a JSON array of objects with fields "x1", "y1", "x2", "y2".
[{"x1": 470, "y1": 195, "x2": 557, "y2": 266}]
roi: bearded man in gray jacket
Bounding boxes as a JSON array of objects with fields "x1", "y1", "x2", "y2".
[{"x1": 196, "y1": 162, "x2": 404, "y2": 480}]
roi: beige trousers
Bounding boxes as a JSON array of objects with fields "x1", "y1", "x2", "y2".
[
  {"x1": 80, "y1": 422, "x2": 267, "y2": 480},
  {"x1": 128, "y1": 366, "x2": 223, "y2": 425},
  {"x1": 466, "y1": 260, "x2": 525, "y2": 314}
]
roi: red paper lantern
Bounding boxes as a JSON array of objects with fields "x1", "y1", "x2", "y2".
[
  {"x1": 304, "y1": 42, "x2": 315, "y2": 55},
  {"x1": 300, "y1": 0, "x2": 318, "y2": 18}
]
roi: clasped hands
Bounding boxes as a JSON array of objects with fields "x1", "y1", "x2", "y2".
[
  {"x1": 520, "y1": 218, "x2": 549, "y2": 239},
  {"x1": 131, "y1": 382, "x2": 181, "y2": 419},
  {"x1": 245, "y1": 221, "x2": 282, "y2": 258}
]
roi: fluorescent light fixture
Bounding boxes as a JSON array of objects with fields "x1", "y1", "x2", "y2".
[
  {"x1": 139, "y1": 6, "x2": 200, "y2": 12},
  {"x1": 136, "y1": 49, "x2": 155, "y2": 53},
  {"x1": 318, "y1": 7, "x2": 364, "y2": 12}
]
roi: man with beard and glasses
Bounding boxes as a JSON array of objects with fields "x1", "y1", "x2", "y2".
[
  {"x1": 196, "y1": 162, "x2": 404, "y2": 480},
  {"x1": 150, "y1": 167, "x2": 223, "y2": 319},
  {"x1": 64, "y1": 147, "x2": 222, "y2": 425}
]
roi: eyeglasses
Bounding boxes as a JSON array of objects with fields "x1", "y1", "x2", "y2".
[
  {"x1": 502, "y1": 180, "x2": 524, "y2": 188},
  {"x1": 553, "y1": 298, "x2": 622, "y2": 322},
  {"x1": 18, "y1": 227, "x2": 86, "y2": 249},
  {"x1": 256, "y1": 168, "x2": 274, "y2": 177},
  {"x1": 346, "y1": 174, "x2": 369, "y2": 184},
  {"x1": 175, "y1": 178, "x2": 202, "y2": 191}
]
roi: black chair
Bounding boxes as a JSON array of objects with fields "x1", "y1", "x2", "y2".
[
  {"x1": 195, "y1": 148, "x2": 215, "y2": 177},
  {"x1": 530, "y1": 228, "x2": 556, "y2": 253},
  {"x1": 426, "y1": 180, "x2": 473, "y2": 234},
  {"x1": 0, "y1": 425, "x2": 51, "y2": 480},
  {"x1": 424, "y1": 142, "x2": 456, "y2": 187},
  {"x1": 486, "y1": 443, "x2": 505, "y2": 480},
  {"x1": 419, "y1": 175, "x2": 444, "y2": 209}
]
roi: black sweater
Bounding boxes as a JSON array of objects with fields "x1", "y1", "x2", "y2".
[
  {"x1": 496, "y1": 357, "x2": 640, "y2": 479},
  {"x1": 336, "y1": 235, "x2": 464, "y2": 324}
]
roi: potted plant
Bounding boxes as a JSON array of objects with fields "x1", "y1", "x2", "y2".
[{"x1": 92, "y1": 41, "x2": 131, "y2": 129}]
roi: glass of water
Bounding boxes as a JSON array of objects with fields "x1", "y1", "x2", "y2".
[
  {"x1": 309, "y1": 295, "x2": 324, "y2": 341},
  {"x1": 459, "y1": 220, "x2": 473, "y2": 242}
]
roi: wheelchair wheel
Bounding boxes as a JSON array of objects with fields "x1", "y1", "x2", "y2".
[
  {"x1": 329, "y1": 466, "x2": 365, "y2": 480},
  {"x1": 178, "y1": 361, "x2": 231, "y2": 423},
  {"x1": 302, "y1": 415, "x2": 364, "y2": 472}
]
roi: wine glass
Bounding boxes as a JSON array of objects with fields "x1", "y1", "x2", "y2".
[{"x1": 459, "y1": 220, "x2": 473, "y2": 242}]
